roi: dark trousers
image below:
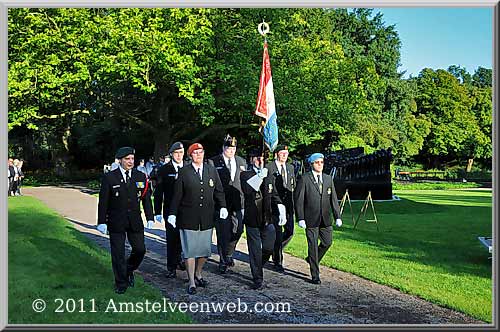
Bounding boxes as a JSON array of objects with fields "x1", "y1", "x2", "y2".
[
  {"x1": 165, "y1": 219, "x2": 182, "y2": 271},
  {"x1": 246, "y1": 224, "x2": 276, "y2": 284},
  {"x1": 215, "y1": 210, "x2": 243, "y2": 266},
  {"x1": 305, "y1": 225, "x2": 332, "y2": 280},
  {"x1": 272, "y1": 209, "x2": 295, "y2": 265},
  {"x1": 9, "y1": 178, "x2": 17, "y2": 195},
  {"x1": 8, "y1": 178, "x2": 13, "y2": 196},
  {"x1": 16, "y1": 179, "x2": 22, "y2": 194},
  {"x1": 109, "y1": 230, "x2": 146, "y2": 288}
]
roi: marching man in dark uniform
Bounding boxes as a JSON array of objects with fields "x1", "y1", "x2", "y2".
[
  {"x1": 97, "y1": 147, "x2": 155, "y2": 294},
  {"x1": 294, "y1": 153, "x2": 342, "y2": 284},
  {"x1": 210, "y1": 134, "x2": 246, "y2": 273},
  {"x1": 154, "y1": 142, "x2": 188, "y2": 278},
  {"x1": 241, "y1": 147, "x2": 285, "y2": 290},
  {"x1": 168, "y1": 143, "x2": 228, "y2": 294},
  {"x1": 266, "y1": 144, "x2": 296, "y2": 272}
]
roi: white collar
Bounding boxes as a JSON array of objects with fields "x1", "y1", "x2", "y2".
[
  {"x1": 275, "y1": 160, "x2": 285, "y2": 168},
  {"x1": 312, "y1": 170, "x2": 322, "y2": 181},
  {"x1": 119, "y1": 165, "x2": 132, "y2": 180},
  {"x1": 172, "y1": 160, "x2": 183, "y2": 169},
  {"x1": 192, "y1": 163, "x2": 203, "y2": 172},
  {"x1": 223, "y1": 154, "x2": 235, "y2": 164}
]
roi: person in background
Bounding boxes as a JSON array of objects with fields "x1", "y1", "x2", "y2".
[
  {"x1": 145, "y1": 156, "x2": 155, "y2": 177},
  {"x1": 16, "y1": 159, "x2": 25, "y2": 196},
  {"x1": 136, "y1": 159, "x2": 148, "y2": 176},
  {"x1": 8, "y1": 158, "x2": 15, "y2": 196},
  {"x1": 111, "y1": 158, "x2": 120, "y2": 171},
  {"x1": 12, "y1": 159, "x2": 20, "y2": 196}
]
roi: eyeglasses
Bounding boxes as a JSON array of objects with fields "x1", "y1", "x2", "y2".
[{"x1": 191, "y1": 150, "x2": 204, "y2": 155}]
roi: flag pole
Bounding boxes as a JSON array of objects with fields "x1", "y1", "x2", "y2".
[{"x1": 258, "y1": 21, "x2": 270, "y2": 162}]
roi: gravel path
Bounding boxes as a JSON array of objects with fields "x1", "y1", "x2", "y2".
[{"x1": 22, "y1": 186, "x2": 486, "y2": 325}]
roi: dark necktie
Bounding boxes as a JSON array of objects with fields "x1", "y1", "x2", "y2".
[
  {"x1": 228, "y1": 158, "x2": 233, "y2": 175},
  {"x1": 197, "y1": 168, "x2": 202, "y2": 181},
  {"x1": 317, "y1": 174, "x2": 322, "y2": 193},
  {"x1": 281, "y1": 164, "x2": 287, "y2": 186},
  {"x1": 126, "y1": 170, "x2": 131, "y2": 186}
]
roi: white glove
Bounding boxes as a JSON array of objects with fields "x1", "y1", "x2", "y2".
[
  {"x1": 167, "y1": 215, "x2": 176, "y2": 228},
  {"x1": 258, "y1": 167, "x2": 268, "y2": 178},
  {"x1": 241, "y1": 209, "x2": 245, "y2": 219},
  {"x1": 155, "y1": 215, "x2": 163, "y2": 223},
  {"x1": 298, "y1": 220, "x2": 306, "y2": 229},
  {"x1": 277, "y1": 204, "x2": 287, "y2": 226},
  {"x1": 146, "y1": 220, "x2": 155, "y2": 229},
  {"x1": 220, "y1": 207, "x2": 228, "y2": 219},
  {"x1": 335, "y1": 218, "x2": 343, "y2": 227},
  {"x1": 97, "y1": 224, "x2": 108, "y2": 235}
]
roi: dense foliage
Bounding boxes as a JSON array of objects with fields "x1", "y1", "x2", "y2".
[{"x1": 8, "y1": 8, "x2": 492, "y2": 173}]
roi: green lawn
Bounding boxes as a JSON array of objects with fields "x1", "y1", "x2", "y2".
[
  {"x1": 285, "y1": 189, "x2": 493, "y2": 322},
  {"x1": 8, "y1": 196, "x2": 191, "y2": 324}
]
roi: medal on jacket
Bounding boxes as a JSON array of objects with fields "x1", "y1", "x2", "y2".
[
  {"x1": 209, "y1": 178, "x2": 214, "y2": 187},
  {"x1": 268, "y1": 183, "x2": 273, "y2": 193},
  {"x1": 327, "y1": 187, "x2": 332, "y2": 195}
]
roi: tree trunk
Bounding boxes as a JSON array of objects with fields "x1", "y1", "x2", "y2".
[
  {"x1": 466, "y1": 158, "x2": 474, "y2": 173},
  {"x1": 153, "y1": 129, "x2": 172, "y2": 159}
]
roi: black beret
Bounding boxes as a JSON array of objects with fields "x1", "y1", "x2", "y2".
[
  {"x1": 168, "y1": 141, "x2": 184, "y2": 154},
  {"x1": 275, "y1": 144, "x2": 289, "y2": 153},
  {"x1": 115, "y1": 147, "x2": 135, "y2": 159},
  {"x1": 223, "y1": 134, "x2": 237, "y2": 148},
  {"x1": 248, "y1": 147, "x2": 263, "y2": 158}
]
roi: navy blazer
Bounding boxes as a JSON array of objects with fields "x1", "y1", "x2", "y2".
[
  {"x1": 266, "y1": 161, "x2": 296, "y2": 214},
  {"x1": 169, "y1": 163, "x2": 226, "y2": 231},
  {"x1": 97, "y1": 168, "x2": 154, "y2": 233},
  {"x1": 154, "y1": 160, "x2": 190, "y2": 216}
]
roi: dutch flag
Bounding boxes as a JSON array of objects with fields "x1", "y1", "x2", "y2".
[{"x1": 255, "y1": 41, "x2": 278, "y2": 152}]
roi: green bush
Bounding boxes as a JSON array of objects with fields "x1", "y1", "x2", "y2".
[
  {"x1": 392, "y1": 181, "x2": 480, "y2": 190},
  {"x1": 23, "y1": 169, "x2": 102, "y2": 186},
  {"x1": 87, "y1": 180, "x2": 100, "y2": 190}
]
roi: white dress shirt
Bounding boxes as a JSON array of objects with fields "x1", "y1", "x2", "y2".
[{"x1": 223, "y1": 155, "x2": 237, "y2": 182}]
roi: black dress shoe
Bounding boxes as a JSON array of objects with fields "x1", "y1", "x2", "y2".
[
  {"x1": 115, "y1": 286, "x2": 127, "y2": 294},
  {"x1": 194, "y1": 276, "x2": 208, "y2": 288},
  {"x1": 274, "y1": 264, "x2": 285, "y2": 273},
  {"x1": 227, "y1": 257, "x2": 235, "y2": 267},
  {"x1": 177, "y1": 261, "x2": 186, "y2": 271},
  {"x1": 252, "y1": 282, "x2": 263, "y2": 290},
  {"x1": 311, "y1": 278, "x2": 321, "y2": 285},
  {"x1": 127, "y1": 273, "x2": 135, "y2": 287},
  {"x1": 187, "y1": 285, "x2": 197, "y2": 295},
  {"x1": 219, "y1": 264, "x2": 227, "y2": 274},
  {"x1": 166, "y1": 269, "x2": 176, "y2": 278}
]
